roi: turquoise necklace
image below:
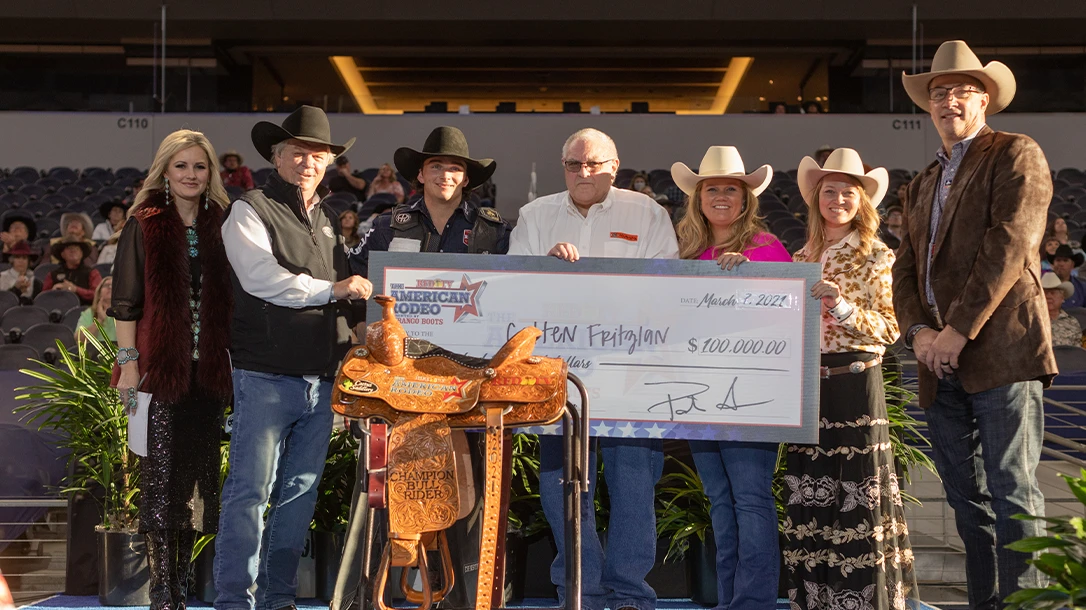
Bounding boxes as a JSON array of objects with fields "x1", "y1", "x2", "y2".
[{"x1": 187, "y1": 223, "x2": 201, "y2": 361}]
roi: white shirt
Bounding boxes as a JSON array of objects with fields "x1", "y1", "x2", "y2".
[
  {"x1": 509, "y1": 187, "x2": 678, "y2": 259},
  {"x1": 221, "y1": 200, "x2": 334, "y2": 308},
  {"x1": 0, "y1": 267, "x2": 33, "y2": 297},
  {"x1": 92, "y1": 221, "x2": 115, "y2": 241}
]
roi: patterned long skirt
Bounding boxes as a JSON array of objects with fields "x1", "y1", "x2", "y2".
[{"x1": 782, "y1": 352, "x2": 917, "y2": 610}]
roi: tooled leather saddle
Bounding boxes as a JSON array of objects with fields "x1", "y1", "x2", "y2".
[{"x1": 332, "y1": 296, "x2": 568, "y2": 610}]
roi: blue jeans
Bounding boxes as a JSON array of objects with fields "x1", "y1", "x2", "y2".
[
  {"x1": 925, "y1": 376, "x2": 1046, "y2": 609},
  {"x1": 689, "y1": 441, "x2": 779, "y2": 610},
  {"x1": 540, "y1": 435, "x2": 664, "y2": 610},
  {"x1": 213, "y1": 369, "x2": 335, "y2": 610}
]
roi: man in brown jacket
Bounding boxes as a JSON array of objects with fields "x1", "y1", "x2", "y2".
[{"x1": 893, "y1": 40, "x2": 1057, "y2": 607}]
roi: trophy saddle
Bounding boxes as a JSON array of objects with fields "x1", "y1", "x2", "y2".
[{"x1": 332, "y1": 296, "x2": 569, "y2": 610}]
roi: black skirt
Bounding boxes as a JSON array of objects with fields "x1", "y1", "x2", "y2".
[
  {"x1": 782, "y1": 352, "x2": 917, "y2": 610},
  {"x1": 138, "y1": 383, "x2": 225, "y2": 534}
]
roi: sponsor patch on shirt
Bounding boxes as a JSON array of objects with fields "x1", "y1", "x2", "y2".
[
  {"x1": 322, "y1": 226, "x2": 335, "y2": 239},
  {"x1": 609, "y1": 231, "x2": 638, "y2": 242},
  {"x1": 463, "y1": 229, "x2": 472, "y2": 245}
]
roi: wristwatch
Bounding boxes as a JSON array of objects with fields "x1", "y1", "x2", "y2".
[{"x1": 117, "y1": 347, "x2": 140, "y2": 365}]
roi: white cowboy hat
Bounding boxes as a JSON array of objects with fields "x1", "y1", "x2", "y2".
[
  {"x1": 670, "y1": 146, "x2": 772, "y2": 197},
  {"x1": 1041, "y1": 272, "x2": 1074, "y2": 300},
  {"x1": 901, "y1": 40, "x2": 1016, "y2": 114},
  {"x1": 797, "y1": 148, "x2": 888, "y2": 207}
]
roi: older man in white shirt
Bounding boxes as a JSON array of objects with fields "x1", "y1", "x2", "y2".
[{"x1": 509, "y1": 128, "x2": 678, "y2": 610}]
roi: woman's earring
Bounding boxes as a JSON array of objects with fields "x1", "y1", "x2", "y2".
[
  {"x1": 204, "y1": 189, "x2": 209, "y2": 210},
  {"x1": 164, "y1": 178, "x2": 171, "y2": 205}
]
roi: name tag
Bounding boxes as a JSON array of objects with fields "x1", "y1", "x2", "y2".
[{"x1": 609, "y1": 231, "x2": 638, "y2": 242}]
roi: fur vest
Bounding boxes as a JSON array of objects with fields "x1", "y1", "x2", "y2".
[{"x1": 110, "y1": 191, "x2": 233, "y2": 403}]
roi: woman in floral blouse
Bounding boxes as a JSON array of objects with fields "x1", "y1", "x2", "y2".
[{"x1": 784, "y1": 148, "x2": 916, "y2": 610}]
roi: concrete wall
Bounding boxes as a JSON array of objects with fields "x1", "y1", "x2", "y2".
[{"x1": 1, "y1": 111, "x2": 1083, "y2": 218}]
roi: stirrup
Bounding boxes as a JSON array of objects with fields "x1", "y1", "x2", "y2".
[
  {"x1": 372, "y1": 540, "x2": 432, "y2": 610},
  {"x1": 400, "y1": 531, "x2": 454, "y2": 605}
]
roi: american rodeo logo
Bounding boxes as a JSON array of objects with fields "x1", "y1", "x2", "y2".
[{"x1": 387, "y1": 274, "x2": 486, "y2": 324}]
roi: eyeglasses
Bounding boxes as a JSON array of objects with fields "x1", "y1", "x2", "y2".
[
  {"x1": 563, "y1": 159, "x2": 615, "y2": 174},
  {"x1": 927, "y1": 85, "x2": 984, "y2": 102}
]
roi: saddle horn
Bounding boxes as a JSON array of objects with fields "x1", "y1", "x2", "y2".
[{"x1": 366, "y1": 295, "x2": 406, "y2": 366}]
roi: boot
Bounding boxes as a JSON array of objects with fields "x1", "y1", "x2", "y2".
[
  {"x1": 175, "y1": 530, "x2": 197, "y2": 609},
  {"x1": 145, "y1": 530, "x2": 178, "y2": 610}
]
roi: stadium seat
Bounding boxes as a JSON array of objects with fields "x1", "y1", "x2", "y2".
[
  {"x1": 0, "y1": 193, "x2": 27, "y2": 208},
  {"x1": 81, "y1": 167, "x2": 115, "y2": 183},
  {"x1": 0, "y1": 291, "x2": 20, "y2": 316},
  {"x1": 75, "y1": 178, "x2": 102, "y2": 193},
  {"x1": 41, "y1": 194, "x2": 69, "y2": 209},
  {"x1": 97, "y1": 186, "x2": 126, "y2": 200},
  {"x1": 34, "y1": 218, "x2": 59, "y2": 239},
  {"x1": 778, "y1": 226, "x2": 807, "y2": 247},
  {"x1": 33, "y1": 263, "x2": 58, "y2": 282},
  {"x1": 36, "y1": 178, "x2": 62, "y2": 192},
  {"x1": 61, "y1": 306, "x2": 82, "y2": 331},
  {"x1": 1054, "y1": 345, "x2": 1086, "y2": 375},
  {"x1": 47, "y1": 167, "x2": 79, "y2": 183},
  {"x1": 94, "y1": 263, "x2": 113, "y2": 278},
  {"x1": 22, "y1": 322, "x2": 77, "y2": 355},
  {"x1": 56, "y1": 185, "x2": 87, "y2": 200},
  {"x1": 252, "y1": 168, "x2": 274, "y2": 185},
  {"x1": 0, "y1": 177, "x2": 24, "y2": 193},
  {"x1": 10, "y1": 167, "x2": 41, "y2": 184},
  {"x1": 115, "y1": 167, "x2": 144, "y2": 181},
  {"x1": 1066, "y1": 308, "x2": 1086, "y2": 330},
  {"x1": 18, "y1": 184, "x2": 47, "y2": 200},
  {"x1": 359, "y1": 167, "x2": 379, "y2": 184},
  {"x1": 1, "y1": 305, "x2": 49, "y2": 340},
  {"x1": 0, "y1": 344, "x2": 39, "y2": 370},
  {"x1": 34, "y1": 291, "x2": 81, "y2": 321}
]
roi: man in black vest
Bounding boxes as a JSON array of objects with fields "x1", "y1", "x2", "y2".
[
  {"x1": 216, "y1": 106, "x2": 372, "y2": 610},
  {"x1": 334, "y1": 126, "x2": 510, "y2": 610}
]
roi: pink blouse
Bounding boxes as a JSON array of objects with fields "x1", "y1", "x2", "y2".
[{"x1": 696, "y1": 231, "x2": 792, "y2": 263}]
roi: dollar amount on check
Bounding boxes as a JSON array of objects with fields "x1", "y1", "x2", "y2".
[{"x1": 371, "y1": 255, "x2": 822, "y2": 443}]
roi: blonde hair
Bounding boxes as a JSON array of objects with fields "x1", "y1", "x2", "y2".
[
  {"x1": 135, "y1": 129, "x2": 229, "y2": 210},
  {"x1": 676, "y1": 181, "x2": 768, "y2": 260},
  {"x1": 798, "y1": 175, "x2": 881, "y2": 261},
  {"x1": 92, "y1": 275, "x2": 112, "y2": 313}
]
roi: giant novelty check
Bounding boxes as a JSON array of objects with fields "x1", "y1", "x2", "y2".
[{"x1": 367, "y1": 253, "x2": 822, "y2": 444}]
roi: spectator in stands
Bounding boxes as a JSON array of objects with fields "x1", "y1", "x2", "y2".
[
  {"x1": 122, "y1": 176, "x2": 146, "y2": 207},
  {"x1": 880, "y1": 203, "x2": 904, "y2": 249},
  {"x1": 508, "y1": 127, "x2": 676, "y2": 610},
  {"x1": 813, "y1": 144, "x2": 833, "y2": 166},
  {"x1": 1041, "y1": 234, "x2": 1060, "y2": 273},
  {"x1": 50, "y1": 212, "x2": 97, "y2": 265},
  {"x1": 894, "y1": 40, "x2": 1055, "y2": 605},
  {"x1": 1, "y1": 214, "x2": 38, "y2": 261},
  {"x1": 1042, "y1": 272, "x2": 1082, "y2": 347},
  {"x1": 0, "y1": 240, "x2": 41, "y2": 302},
  {"x1": 97, "y1": 230, "x2": 120, "y2": 268},
  {"x1": 93, "y1": 199, "x2": 130, "y2": 241},
  {"x1": 43, "y1": 237, "x2": 101, "y2": 305},
  {"x1": 339, "y1": 209, "x2": 361, "y2": 250},
  {"x1": 670, "y1": 145, "x2": 787, "y2": 608},
  {"x1": 1049, "y1": 244, "x2": 1086, "y2": 308},
  {"x1": 788, "y1": 148, "x2": 915, "y2": 607},
  {"x1": 76, "y1": 275, "x2": 115, "y2": 342},
  {"x1": 365, "y1": 163, "x2": 405, "y2": 204},
  {"x1": 111, "y1": 129, "x2": 234, "y2": 610},
  {"x1": 896, "y1": 182, "x2": 909, "y2": 205},
  {"x1": 802, "y1": 100, "x2": 823, "y2": 113},
  {"x1": 220, "y1": 150, "x2": 255, "y2": 190},
  {"x1": 1047, "y1": 216, "x2": 1085, "y2": 261},
  {"x1": 330, "y1": 155, "x2": 368, "y2": 200},
  {"x1": 217, "y1": 106, "x2": 368, "y2": 610},
  {"x1": 771, "y1": 102, "x2": 788, "y2": 114},
  {"x1": 629, "y1": 171, "x2": 650, "y2": 192}
]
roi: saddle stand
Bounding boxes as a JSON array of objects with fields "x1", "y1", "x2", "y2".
[{"x1": 333, "y1": 296, "x2": 590, "y2": 610}]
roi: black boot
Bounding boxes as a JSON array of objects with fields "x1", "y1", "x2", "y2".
[
  {"x1": 145, "y1": 530, "x2": 177, "y2": 610},
  {"x1": 175, "y1": 530, "x2": 197, "y2": 609}
]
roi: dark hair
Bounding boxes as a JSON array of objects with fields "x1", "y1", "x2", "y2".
[{"x1": 335, "y1": 156, "x2": 349, "y2": 166}]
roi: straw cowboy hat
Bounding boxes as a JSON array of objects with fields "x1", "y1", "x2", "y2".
[
  {"x1": 797, "y1": 148, "x2": 888, "y2": 207},
  {"x1": 394, "y1": 126, "x2": 496, "y2": 191},
  {"x1": 902, "y1": 40, "x2": 1017, "y2": 114},
  {"x1": 220, "y1": 150, "x2": 244, "y2": 165},
  {"x1": 1041, "y1": 272, "x2": 1074, "y2": 300},
  {"x1": 670, "y1": 146, "x2": 772, "y2": 197},
  {"x1": 251, "y1": 105, "x2": 356, "y2": 162}
]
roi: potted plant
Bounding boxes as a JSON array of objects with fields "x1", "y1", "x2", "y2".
[
  {"x1": 1004, "y1": 469, "x2": 1086, "y2": 610},
  {"x1": 311, "y1": 426, "x2": 359, "y2": 601},
  {"x1": 505, "y1": 433, "x2": 552, "y2": 602},
  {"x1": 15, "y1": 328, "x2": 147, "y2": 605}
]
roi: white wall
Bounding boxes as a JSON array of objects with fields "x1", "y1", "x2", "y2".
[{"x1": 1, "y1": 111, "x2": 1083, "y2": 219}]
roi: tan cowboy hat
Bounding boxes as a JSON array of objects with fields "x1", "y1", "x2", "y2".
[
  {"x1": 220, "y1": 150, "x2": 244, "y2": 165},
  {"x1": 670, "y1": 146, "x2": 772, "y2": 197},
  {"x1": 901, "y1": 40, "x2": 1016, "y2": 114},
  {"x1": 797, "y1": 148, "x2": 888, "y2": 207},
  {"x1": 1041, "y1": 272, "x2": 1074, "y2": 300}
]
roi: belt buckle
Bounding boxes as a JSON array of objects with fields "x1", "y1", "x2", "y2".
[{"x1": 848, "y1": 360, "x2": 866, "y2": 374}]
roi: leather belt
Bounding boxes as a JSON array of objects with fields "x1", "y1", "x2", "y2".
[{"x1": 820, "y1": 355, "x2": 882, "y2": 379}]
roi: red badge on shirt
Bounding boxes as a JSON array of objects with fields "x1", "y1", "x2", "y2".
[
  {"x1": 463, "y1": 229, "x2": 472, "y2": 245},
  {"x1": 610, "y1": 232, "x2": 639, "y2": 242}
]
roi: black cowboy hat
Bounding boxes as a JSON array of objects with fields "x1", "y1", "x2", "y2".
[
  {"x1": 1049, "y1": 243, "x2": 1086, "y2": 267},
  {"x1": 50, "y1": 236, "x2": 92, "y2": 262},
  {"x1": 98, "y1": 198, "x2": 129, "y2": 220},
  {"x1": 251, "y1": 105, "x2": 356, "y2": 163},
  {"x1": 393, "y1": 126, "x2": 496, "y2": 191},
  {"x1": 2, "y1": 212, "x2": 36, "y2": 240}
]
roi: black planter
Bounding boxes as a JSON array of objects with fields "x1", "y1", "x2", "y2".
[
  {"x1": 521, "y1": 531, "x2": 558, "y2": 600},
  {"x1": 687, "y1": 535, "x2": 717, "y2": 608},
  {"x1": 192, "y1": 538, "x2": 217, "y2": 603},
  {"x1": 646, "y1": 537, "x2": 689, "y2": 599},
  {"x1": 96, "y1": 527, "x2": 150, "y2": 606},
  {"x1": 313, "y1": 530, "x2": 345, "y2": 602}
]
